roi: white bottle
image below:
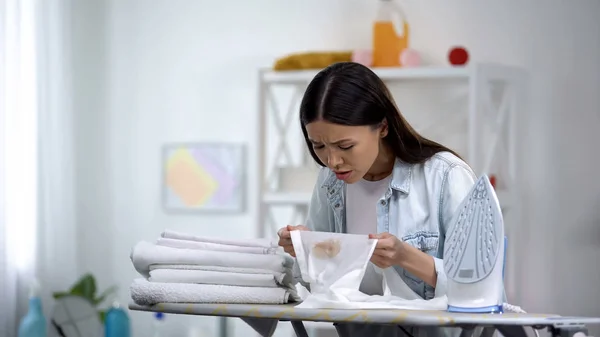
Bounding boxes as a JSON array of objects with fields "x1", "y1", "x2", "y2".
[
  {"x1": 187, "y1": 327, "x2": 202, "y2": 337},
  {"x1": 152, "y1": 312, "x2": 165, "y2": 337}
]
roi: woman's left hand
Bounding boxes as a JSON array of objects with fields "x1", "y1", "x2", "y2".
[{"x1": 368, "y1": 232, "x2": 406, "y2": 268}]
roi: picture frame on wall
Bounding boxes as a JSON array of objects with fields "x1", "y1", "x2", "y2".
[{"x1": 161, "y1": 142, "x2": 246, "y2": 213}]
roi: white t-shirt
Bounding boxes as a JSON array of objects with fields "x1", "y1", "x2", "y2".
[
  {"x1": 345, "y1": 175, "x2": 392, "y2": 235},
  {"x1": 345, "y1": 175, "x2": 392, "y2": 296}
]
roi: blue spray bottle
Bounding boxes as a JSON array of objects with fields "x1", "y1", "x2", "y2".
[
  {"x1": 105, "y1": 301, "x2": 131, "y2": 337},
  {"x1": 18, "y1": 278, "x2": 47, "y2": 337}
]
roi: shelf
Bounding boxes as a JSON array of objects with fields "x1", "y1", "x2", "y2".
[
  {"x1": 263, "y1": 192, "x2": 312, "y2": 205},
  {"x1": 262, "y1": 66, "x2": 472, "y2": 84},
  {"x1": 261, "y1": 63, "x2": 524, "y2": 85},
  {"x1": 257, "y1": 61, "x2": 526, "y2": 240}
]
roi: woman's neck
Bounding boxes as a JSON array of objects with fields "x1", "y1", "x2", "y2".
[{"x1": 364, "y1": 143, "x2": 395, "y2": 181}]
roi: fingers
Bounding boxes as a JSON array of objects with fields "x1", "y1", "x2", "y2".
[
  {"x1": 285, "y1": 246, "x2": 296, "y2": 257},
  {"x1": 277, "y1": 224, "x2": 308, "y2": 258},
  {"x1": 277, "y1": 237, "x2": 295, "y2": 257},
  {"x1": 369, "y1": 233, "x2": 395, "y2": 250},
  {"x1": 279, "y1": 241, "x2": 295, "y2": 257},
  {"x1": 369, "y1": 232, "x2": 392, "y2": 240},
  {"x1": 281, "y1": 243, "x2": 295, "y2": 256},
  {"x1": 276, "y1": 227, "x2": 291, "y2": 244},
  {"x1": 374, "y1": 237, "x2": 394, "y2": 249},
  {"x1": 277, "y1": 237, "x2": 292, "y2": 246},
  {"x1": 372, "y1": 248, "x2": 394, "y2": 259},
  {"x1": 369, "y1": 232, "x2": 382, "y2": 238},
  {"x1": 278, "y1": 224, "x2": 308, "y2": 242},
  {"x1": 278, "y1": 229, "x2": 291, "y2": 240},
  {"x1": 277, "y1": 225, "x2": 298, "y2": 257},
  {"x1": 278, "y1": 225, "x2": 305, "y2": 238},
  {"x1": 287, "y1": 224, "x2": 308, "y2": 231},
  {"x1": 370, "y1": 255, "x2": 391, "y2": 269}
]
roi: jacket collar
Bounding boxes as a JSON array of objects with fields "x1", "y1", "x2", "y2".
[{"x1": 321, "y1": 158, "x2": 412, "y2": 194}]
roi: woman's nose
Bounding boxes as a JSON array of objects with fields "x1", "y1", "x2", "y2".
[{"x1": 327, "y1": 152, "x2": 343, "y2": 168}]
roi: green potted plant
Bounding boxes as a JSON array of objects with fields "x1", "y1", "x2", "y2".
[{"x1": 53, "y1": 273, "x2": 118, "y2": 323}]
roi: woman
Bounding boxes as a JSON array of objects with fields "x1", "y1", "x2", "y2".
[{"x1": 277, "y1": 62, "x2": 477, "y2": 337}]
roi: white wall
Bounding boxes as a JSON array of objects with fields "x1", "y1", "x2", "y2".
[
  {"x1": 70, "y1": 1, "x2": 600, "y2": 336},
  {"x1": 71, "y1": 0, "x2": 114, "y2": 296}
]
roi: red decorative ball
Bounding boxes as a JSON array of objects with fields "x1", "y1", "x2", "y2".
[{"x1": 448, "y1": 47, "x2": 469, "y2": 66}]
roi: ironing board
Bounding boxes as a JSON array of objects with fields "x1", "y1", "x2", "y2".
[{"x1": 129, "y1": 302, "x2": 600, "y2": 337}]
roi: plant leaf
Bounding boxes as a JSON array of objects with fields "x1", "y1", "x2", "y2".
[
  {"x1": 93, "y1": 285, "x2": 118, "y2": 306},
  {"x1": 99, "y1": 310, "x2": 107, "y2": 324},
  {"x1": 52, "y1": 291, "x2": 70, "y2": 299},
  {"x1": 69, "y1": 273, "x2": 97, "y2": 303}
]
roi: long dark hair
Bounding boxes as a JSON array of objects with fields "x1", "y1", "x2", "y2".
[{"x1": 299, "y1": 62, "x2": 461, "y2": 166}]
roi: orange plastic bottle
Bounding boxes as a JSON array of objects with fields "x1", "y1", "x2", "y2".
[{"x1": 372, "y1": 0, "x2": 410, "y2": 67}]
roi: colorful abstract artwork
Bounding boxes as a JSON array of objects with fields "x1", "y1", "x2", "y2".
[{"x1": 162, "y1": 143, "x2": 245, "y2": 213}]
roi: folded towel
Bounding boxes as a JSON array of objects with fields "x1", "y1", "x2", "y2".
[
  {"x1": 161, "y1": 230, "x2": 277, "y2": 248},
  {"x1": 149, "y1": 264, "x2": 290, "y2": 275},
  {"x1": 131, "y1": 241, "x2": 293, "y2": 278},
  {"x1": 156, "y1": 237, "x2": 279, "y2": 255},
  {"x1": 149, "y1": 264, "x2": 293, "y2": 284},
  {"x1": 148, "y1": 268, "x2": 291, "y2": 288},
  {"x1": 130, "y1": 278, "x2": 297, "y2": 306}
]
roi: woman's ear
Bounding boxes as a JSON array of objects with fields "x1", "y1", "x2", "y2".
[{"x1": 380, "y1": 120, "x2": 388, "y2": 138}]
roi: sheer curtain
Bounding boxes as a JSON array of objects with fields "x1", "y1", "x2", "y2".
[
  {"x1": 1, "y1": 0, "x2": 77, "y2": 335},
  {"x1": 1, "y1": 0, "x2": 40, "y2": 336},
  {"x1": 35, "y1": 0, "x2": 78, "y2": 306}
]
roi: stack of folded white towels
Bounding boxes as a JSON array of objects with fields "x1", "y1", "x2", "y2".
[{"x1": 129, "y1": 230, "x2": 300, "y2": 306}]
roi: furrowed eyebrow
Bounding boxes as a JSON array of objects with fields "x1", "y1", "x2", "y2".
[{"x1": 309, "y1": 139, "x2": 353, "y2": 145}]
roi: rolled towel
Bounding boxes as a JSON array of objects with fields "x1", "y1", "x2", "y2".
[
  {"x1": 130, "y1": 241, "x2": 293, "y2": 278},
  {"x1": 130, "y1": 278, "x2": 297, "y2": 306},
  {"x1": 148, "y1": 268, "x2": 291, "y2": 288},
  {"x1": 161, "y1": 230, "x2": 277, "y2": 248},
  {"x1": 156, "y1": 237, "x2": 279, "y2": 255}
]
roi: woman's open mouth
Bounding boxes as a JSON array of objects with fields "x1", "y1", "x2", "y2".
[{"x1": 334, "y1": 171, "x2": 352, "y2": 181}]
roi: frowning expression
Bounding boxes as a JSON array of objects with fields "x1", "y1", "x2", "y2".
[{"x1": 305, "y1": 120, "x2": 385, "y2": 184}]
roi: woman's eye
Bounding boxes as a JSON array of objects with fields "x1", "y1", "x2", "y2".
[
  {"x1": 339, "y1": 145, "x2": 354, "y2": 150},
  {"x1": 313, "y1": 144, "x2": 325, "y2": 150}
]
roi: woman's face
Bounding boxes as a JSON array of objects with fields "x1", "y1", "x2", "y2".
[{"x1": 305, "y1": 120, "x2": 385, "y2": 184}]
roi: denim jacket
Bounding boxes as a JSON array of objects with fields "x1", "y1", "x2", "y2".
[{"x1": 300, "y1": 151, "x2": 477, "y2": 300}]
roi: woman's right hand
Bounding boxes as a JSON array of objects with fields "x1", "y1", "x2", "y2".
[{"x1": 277, "y1": 224, "x2": 309, "y2": 257}]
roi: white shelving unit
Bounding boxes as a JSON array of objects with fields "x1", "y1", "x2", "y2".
[
  {"x1": 257, "y1": 62, "x2": 526, "y2": 234},
  {"x1": 255, "y1": 63, "x2": 528, "y2": 321}
]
